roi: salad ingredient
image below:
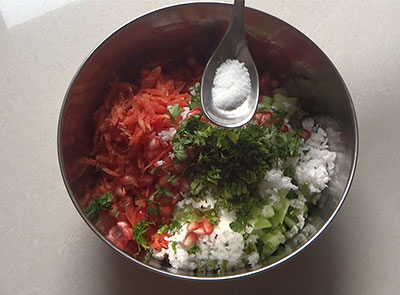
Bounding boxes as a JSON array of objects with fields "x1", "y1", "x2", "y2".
[
  {"x1": 84, "y1": 62, "x2": 336, "y2": 273},
  {"x1": 84, "y1": 192, "x2": 113, "y2": 221}
]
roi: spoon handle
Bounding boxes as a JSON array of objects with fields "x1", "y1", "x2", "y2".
[{"x1": 229, "y1": 0, "x2": 245, "y2": 32}]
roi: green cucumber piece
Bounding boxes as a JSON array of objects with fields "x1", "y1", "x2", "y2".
[
  {"x1": 253, "y1": 218, "x2": 273, "y2": 230},
  {"x1": 270, "y1": 196, "x2": 290, "y2": 227}
]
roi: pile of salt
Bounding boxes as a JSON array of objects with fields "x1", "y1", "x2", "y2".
[{"x1": 211, "y1": 59, "x2": 251, "y2": 111}]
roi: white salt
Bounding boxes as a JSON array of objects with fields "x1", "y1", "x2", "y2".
[{"x1": 212, "y1": 59, "x2": 251, "y2": 111}]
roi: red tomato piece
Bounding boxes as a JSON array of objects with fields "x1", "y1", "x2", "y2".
[
  {"x1": 125, "y1": 205, "x2": 136, "y2": 225},
  {"x1": 136, "y1": 208, "x2": 147, "y2": 222},
  {"x1": 116, "y1": 195, "x2": 133, "y2": 212},
  {"x1": 159, "y1": 205, "x2": 173, "y2": 217},
  {"x1": 186, "y1": 108, "x2": 201, "y2": 118},
  {"x1": 300, "y1": 128, "x2": 311, "y2": 140},
  {"x1": 202, "y1": 217, "x2": 213, "y2": 235},
  {"x1": 119, "y1": 175, "x2": 135, "y2": 186},
  {"x1": 125, "y1": 241, "x2": 139, "y2": 256},
  {"x1": 117, "y1": 221, "x2": 133, "y2": 240},
  {"x1": 137, "y1": 175, "x2": 154, "y2": 187},
  {"x1": 280, "y1": 124, "x2": 289, "y2": 132},
  {"x1": 187, "y1": 221, "x2": 202, "y2": 231},
  {"x1": 182, "y1": 232, "x2": 198, "y2": 248},
  {"x1": 96, "y1": 212, "x2": 116, "y2": 234},
  {"x1": 107, "y1": 225, "x2": 128, "y2": 250},
  {"x1": 193, "y1": 227, "x2": 205, "y2": 235}
]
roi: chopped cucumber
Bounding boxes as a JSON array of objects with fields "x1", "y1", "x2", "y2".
[
  {"x1": 284, "y1": 216, "x2": 297, "y2": 229},
  {"x1": 253, "y1": 218, "x2": 272, "y2": 230},
  {"x1": 270, "y1": 196, "x2": 290, "y2": 227},
  {"x1": 259, "y1": 229, "x2": 285, "y2": 257}
]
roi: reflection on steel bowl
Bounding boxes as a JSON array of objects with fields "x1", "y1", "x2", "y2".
[{"x1": 57, "y1": 2, "x2": 358, "y2": 280}]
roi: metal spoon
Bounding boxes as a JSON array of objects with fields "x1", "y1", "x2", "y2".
[{"x1": 201, "y1": 0, "x2": 259, "y2": 128}]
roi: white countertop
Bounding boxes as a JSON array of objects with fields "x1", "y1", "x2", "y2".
[{"x1": 1, "y1": 0, "x2": 400, "y2": 294}]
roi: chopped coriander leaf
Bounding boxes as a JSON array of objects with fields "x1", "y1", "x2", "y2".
[
  {"x1": 289, "y1": 107, "x2": 308, "y2": 130},
  {"x1": 173, "y1": 115, "x2": 300, "y2": 206},
  {"x1": 84, "y1": 192, "x2": 113, "y2": 221},
  {"x1": 187, "y1": 243, "x2": 200, "y2": 254},
  {"x1": 171, "y1": 241, "x2": 178, "y2": 254},
  {"x1": 204, "y1": 209, "x2": 218, "y2": 225},
  {"x1": 157, "y1": 224, "x2": 169, "y2": 234},
  {"x1": 147, "y1": 206, "x2": 159, "y2": 217},
  {"x1": 169, "y1": 219, "x2": 182, "y2": 235},
  {"x1": 132, "y1": 220, "x2": 151, "y2": 251},
  {"x1": 196, "y1": 264, "x2": 207, "y2": 274},
  {"x1": 208, "y1": 260, "x2": 217, "y2": 269},
  {"x1": 169, "y1": 104, "x2": 182, "y2": 121},
  {"x1": 149, "y1": 168, "x2": 159, "y2": 175},
  {"x1": 229, "y1": 217, "x2": 248, "y2": 233},
  {"x1": 154, "y1": 187, "x2": 174, "y2": 197},
  {"x1": 167, "y1": 174, "x2": 180, "y2": 182},
  {"x1": 220, "y1": 259, "x2": 228, "y2": 274}
]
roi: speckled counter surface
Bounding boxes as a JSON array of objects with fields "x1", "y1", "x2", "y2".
[{"x1": 1, "y1": 1, "x2": 399, "y2": 294}]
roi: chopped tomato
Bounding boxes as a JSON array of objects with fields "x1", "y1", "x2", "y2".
[
  {"x1": 137, "y1": 175, "x2": 154, "y2": 187},
  {"x1": 86, "y1": 65, "x2": 201, "y2": 256},
  {"x1": 202, "y1": 217, "x2": 213, "y2": 235},
  {"x1": 125, "y1": 205, "x2": 136, "y2": 225},
  {"x1": 107, "y1": 225, "x2": 128, "y2": 250},
  {"x1": 182, "y1": 232, "x2": 198, "y2": 248},
  {"x1": 299, "y1": 128, "x2": 311, "y2": 140},
  {"x1": 187, "y1": 221, "x2": 202, "y2": 231},
  {"x1": 254, "y1": 111, "x2": 273, "y2": 126},
  {"x1": 159, "y1": 205, "x2": 173, "y2": 217},
  {"x1": 280, "y1": 124, "x2": 289, "y2": 132},
  {"x1": 117, "y1": 221, "x2": 133, "y2": 240},
  {"x1": 116, "y1": 195, "x2": 133, "y2": 212},
  {"x1": 136, "y1": 208, "x2": 147, "y2": 222}
]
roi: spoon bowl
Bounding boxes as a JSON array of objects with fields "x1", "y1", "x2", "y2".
[{"x1": 201, "y1": 0, "x2": 259, "y2": 128}]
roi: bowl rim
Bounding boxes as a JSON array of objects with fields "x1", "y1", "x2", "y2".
[{"x1": 57, "y1": 1, "x2": 359, "y2": 281}]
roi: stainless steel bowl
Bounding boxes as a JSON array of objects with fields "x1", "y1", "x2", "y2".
[{"x1": 58, "y1": 2, "x2": 358, "y2": 280}]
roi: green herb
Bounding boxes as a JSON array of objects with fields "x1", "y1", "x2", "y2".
[
  {"x1": 258, "y1": 96, "x2": 273, "y2": 111},
  {"x1": 220, "y1": 260, "x2": 228, "y2": 274},
  {"x1": 154, "y1": 187, "x2": 174, "y2": 198},
  {"x1": 208, "y1": 260, "x2": 217, "y2": 269},
  {"x1": 188, "y1": 84, "x2": 201, "y2": 109},
  {"x1": 289, "y1": 108, "x2": 308, "y2": 130},
  {"x1": 171, "y1": 241, "x2": 177, "y2": 254},
  {"x1": 168, "y1": 104, "x2": 182, "y2": 121},
  {"x1": 132, "y1": 220, "x2": 151, "y2": 251},
  {"x1": 167, "y1": 174, "x2": 180, "y2": 182},
  {"x1": 114, "y1": 210, "x2": 120, "y2": 219},
  {"x1": 204, "y1": 209, "x2": 218, "y2": 225},
  {"x1": 157, "y1": 224, "x2": 169, "y2": 234},
  {"x1": 196, "y1": 264, "x2": 207, "y2": 274},
  {"x1": 173, "y1": 115, "x2": 301, "y2": 209},
  {"x1": 149, "y1": 168, "x2": 159, "y2": 175},
  {"x1": 229, "y1": 218, "x2": 248, "y2": 233},
  {"x1": 187, "y1": 243, "x2": 200, "y2": 254},
  {"x1": 243, "y1": 242, "x2": 257, "y2": 255},
  {"x1": 169, "y1": 219, "x2": 182, "y2": 235},
  {"x1": 84, "y1": 192, "x2": 113, "y2": 221},
  {"x1": 147, "y1": 206, "x2": 159, "y2": 217}
]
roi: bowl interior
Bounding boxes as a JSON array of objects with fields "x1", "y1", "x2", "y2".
[{"x1": 58, "y1": 2, "x2": 357, "y2": 279}]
